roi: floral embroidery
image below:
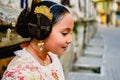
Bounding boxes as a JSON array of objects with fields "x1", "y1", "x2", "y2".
[
  {"x1": 52, "y1": 70, "x2": 59, "y2": 80},
  {"x1": 1, "y1": 49, "x2": 65, "y2": 80}
]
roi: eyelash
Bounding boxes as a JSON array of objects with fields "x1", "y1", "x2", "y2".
[{"x1": 62, "y1": 32, "x2": 68, "y2": 36}]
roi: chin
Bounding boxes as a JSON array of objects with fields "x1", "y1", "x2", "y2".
[
  {"x1": 50, "y1": 49, "x2": 65, "y2": 56},
  {"x1": 57, "y1": 51, "x2": 65, "y2": 56}
]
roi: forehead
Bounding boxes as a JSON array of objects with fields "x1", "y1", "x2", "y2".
[{"x1": 52, "y1": 13, "x2": 74, "y2": 30}]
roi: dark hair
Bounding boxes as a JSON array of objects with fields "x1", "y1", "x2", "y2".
[{"x1": 16, "y1": 1, "x2": 70, "y2": 40}]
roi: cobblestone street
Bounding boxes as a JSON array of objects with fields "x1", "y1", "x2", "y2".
[{"x1": 66, "y1": 26, "x2": 120, "y2": 80}]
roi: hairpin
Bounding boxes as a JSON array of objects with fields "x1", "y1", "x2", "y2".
[
  {"x1": 33, "y1": 0, "x2": 42, "y2": 3},
  {"x1": 34, "y1": 5, "x2": 53, "y2": 21}
]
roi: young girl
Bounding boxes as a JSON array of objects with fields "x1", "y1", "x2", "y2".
[{"x1": 1, "y1": 0, "x2": 74, "y2": 80}]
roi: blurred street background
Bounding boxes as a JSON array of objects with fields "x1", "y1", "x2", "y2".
[{"x1": 0, "y1": 0, "x2": 120, "y2": 80}]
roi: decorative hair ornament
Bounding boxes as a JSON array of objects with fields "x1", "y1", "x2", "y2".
[
  {"x1": 34, "y1": 6, "x2": 53, "y2": 21},
  {"x1": 36, "y1": 0, "x2": 41, "y2": 3},
  {"x1": 33, "y1": 0, "x2": 42, "y2": 3}
]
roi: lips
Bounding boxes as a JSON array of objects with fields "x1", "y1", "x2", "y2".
[{"x1": 62, "y1": 46, "x2": 68, "y2": 50}]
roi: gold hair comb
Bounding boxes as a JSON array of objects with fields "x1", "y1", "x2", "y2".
[
  {"x1": 34, "y1": 6, "x2": 53, "y2": 21},
  {"x1": 33, "y1": 0, "x2": 42, "y2": 3}
]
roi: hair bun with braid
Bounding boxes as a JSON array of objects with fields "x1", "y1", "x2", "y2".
[{"x1": 16, "y1": 8, "x2": 31, "y2": 38}]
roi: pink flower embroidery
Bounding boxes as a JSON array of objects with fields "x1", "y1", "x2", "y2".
[{"x1": 52, "y1": 70, "x2": 59, "y2": 80}]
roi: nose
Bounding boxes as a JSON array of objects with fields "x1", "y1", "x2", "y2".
[{"x1": 66, "y1": 35, "x2": 72, "y2": 44}]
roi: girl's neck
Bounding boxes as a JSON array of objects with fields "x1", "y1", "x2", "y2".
[
  {"x1": 27, "y1": 44, "x2": 52, "y2": 66},
  {"x1": 28, "y1": 44, "x2": 47, "y2": 61},
  {"x1": 27, "y1": 39, "x2": 52, "y2": 66},
  {"x1": 29, "y1": 39, "x2": 48, "y2": 60}
]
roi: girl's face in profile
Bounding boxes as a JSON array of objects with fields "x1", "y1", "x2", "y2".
[{"x1": 44, "y1": 13, "x2": 74, "y2": 55}]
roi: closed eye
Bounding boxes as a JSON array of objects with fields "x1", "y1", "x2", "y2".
[{"x1": 62, "y1": 32, "x2": 68, "y2": 36}]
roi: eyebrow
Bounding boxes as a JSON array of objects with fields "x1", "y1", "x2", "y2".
[{"x1": 63, "y1": 27, "x2": 72, "y2": 31}]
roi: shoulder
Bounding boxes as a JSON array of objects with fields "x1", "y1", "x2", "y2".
[
  {"x1": 2, "y1": 49, "x2": 40, "y2": 79},
  {"x1": 6, "y1": 48, "x2": 37, "y2": 70}
]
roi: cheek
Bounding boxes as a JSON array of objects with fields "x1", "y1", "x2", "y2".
[{"x1": 44, "y1": 33, "x2": 64, "y2": 51}]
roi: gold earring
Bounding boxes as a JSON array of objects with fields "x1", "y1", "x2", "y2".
[{"x1": 38, "y1": 41, "x2": 44, "y2": 51}]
